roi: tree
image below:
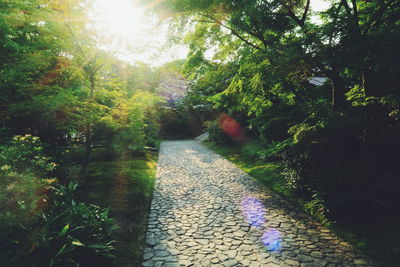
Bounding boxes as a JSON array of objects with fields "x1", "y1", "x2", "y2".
[
  {"x1": 147, "y1": 0, "x2": 400, "y2": 221},
  {"x1": 0, "y1": 0, "x2": 85, "y2": 144}
]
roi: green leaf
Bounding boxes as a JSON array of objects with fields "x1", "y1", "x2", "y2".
[
  {"x1": 59, "y1": 224, "x2": 70, "y2": 236},
  {"x1": 71, "y1": 240, "x2": 85, "y2": 246},
  {"x1": 54, "y1": 244, "x2": 67, "y2": 258},
  {"x1": 86, "y1": 243, "x2": 108, "y2": 249},
  {"x1": 68, "y1": 182, "x2": 78, "y2": 191}
]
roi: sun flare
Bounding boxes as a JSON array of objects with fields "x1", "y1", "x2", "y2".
[{"x1": 93, "y1": 0, "x2": 145, "y2": 38}]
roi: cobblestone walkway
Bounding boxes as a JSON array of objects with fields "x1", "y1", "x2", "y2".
[{"x1": 142, "y1": 141, "x2": 375, "y2": 267}]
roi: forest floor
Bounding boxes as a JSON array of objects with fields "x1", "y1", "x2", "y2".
[
  {"x1": 75, "y1": 148, "x2": 158, "y2": 266},
  {"x1": 142, "y1": 140, "x2": 375, "y2": 266}
]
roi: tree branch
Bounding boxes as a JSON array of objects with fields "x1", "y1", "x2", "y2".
[
  {"x1": 363, "y1": 1, "x2": 395, "y2": 34},
  {"x1": 224, "y1": 24, "x2": 266, "y2": 52},
  {"x1": 341, "y1": 0, "x2": 352, "y2": 16},
  {"x1": 300, "y1": 0, "x2": 311, "y2": 25},
  {"x1": 351, "y1": 0, "x2": 358, "y2": 20},
  {"x1": 238, "y1": 0, "x2": 271, "y2": 49},
  {"x1": 285, "y1": 7, "x2": 303, "y2": 27},
  {"x1": 280, "y1": 0, "x2": 308, "y2": 28},
  {"x1": 328, "y1": 2, "x2": 344, "y2": 45},
  {"x1": 200, "y1": 13, "x2": 266, "y2": 52}
]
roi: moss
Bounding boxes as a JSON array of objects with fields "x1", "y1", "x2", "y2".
[
  {"x1": 79, "y1": 150, "x2": 158, "y2": 267},
  {"x1": 204, "y1": 141, "x2": 290, "y2": 198}
]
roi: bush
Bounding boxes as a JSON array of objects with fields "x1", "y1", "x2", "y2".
[
  {"x1": 0, "y1": 135, "x2": 55, "y2": 251},
  {"x1": 0, "y1": 182, "x2": 119, "y2": 267},
  {"x1": 280, "y1": 144, "x2": 314, "y2": 191},
  {"x1": 0, "y1": 171, "x2": 51, "y2": 264},
  {"x1": 258, "y1": 139, "x2": 293, "y2": 160},
  {"x1": 0, "y1": 171, "x2": 48, "y2": 233},
  {"x1": 280, "y1": 118, "x2": 374, "y2": 220},
  {"x1": 240, "y1": 141, "x2": 263, "y2": 161},
  {"x1": 158, "y1": 106, "x2": 191, "y2": 139},
  {"x1": 204, "y1": 119, "x2": 232, "y2": 144},
  {"x1": 304, "y1": 192, "x2": 329, "y2": 225},
  {"x1": 26, "y1": 182, "x2": 119, "y2": 266},
  {"x1": 288, "y1": 123, "x2": 321, "y2": 144},
  {"x1": 261, "y1": 117, "x2": 291, "y2": 142},
  {"x1": 0, "y1": 135, "x2": 57, "y2": 176},
  {"x1": 0, "y1": 136, "x2": 119, "y2": 266}
]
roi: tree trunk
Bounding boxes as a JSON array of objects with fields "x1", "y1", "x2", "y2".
[
  {"x1": 80, "y1": 123, "x2": 92, "y2": 177},
  {"x1": 80, "y1": 75, "x2": 96, "y2": 177},
  {"x1": 330, "y1": 73, "x2": 346, "y2": 111},
  {"x1": 363, "y1": 67, "x2": 385, "y2": 183}
]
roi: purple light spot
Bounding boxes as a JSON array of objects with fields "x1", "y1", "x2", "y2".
[
  {"x1": 241, "y1": 196, "x2": 267, "y2": 227},
  {"x1": 261, "y1": 228, "x2": 281, "y2": 252}
]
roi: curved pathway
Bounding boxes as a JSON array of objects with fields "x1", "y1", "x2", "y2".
[{"x1": 142, "y1": 141, "x2": 375, "y2": 267}]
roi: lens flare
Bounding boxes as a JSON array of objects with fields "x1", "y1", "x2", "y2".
[
  {"x1": 261, "y1": 228, "x2": 282, "y2": 252},
  {"x1": 218, "y1": 114, "x2": 244, "y2": 141},
  {"x1": 241, "y1": 196, "x2": 267, "y2": 227},
  {"x1": 241, "y1": 195, "x2": 282, "y2": 253}
]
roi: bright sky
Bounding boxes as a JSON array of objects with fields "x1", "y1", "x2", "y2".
[
  {"x1": 311, "y1": 0, "x2": 331, "y2": 12},
  {"x1": 89, "y1": 0, "x2": 330, "y2": 66},
  {"x1": 89, "y1": 0, "x2": 188, "y2": 66}
]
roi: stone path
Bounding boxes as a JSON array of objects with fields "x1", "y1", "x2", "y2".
[{"x1": 142, "y1": 141, "x2": 375, "y2": 267}]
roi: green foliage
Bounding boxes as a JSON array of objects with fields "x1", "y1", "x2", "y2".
[
  {"x1": 101, "y1": 91, "x2": 163, "y2": 153},
  {"x1": 77, "y1": 149, "x2": 158, "y2": 266},
  {"x1": 0, "y1": 0, "x2": 167, "y2": 266},
  {"x1": 0, "y1": 135, "x2": 54, "y2": 243},
  {"x1": 0, "y1": 182, "x2": 119, "y2": 267},
  {"x1": 257, "y1": 139, "x2": 293, "y2": 160},
  {"x1": 24, "y1": 182, "x2": 119, "y2": 267},
  {"x1": 239, "y1": 141, "x2": 264, "y2": 161},
  {"x1": 0, "y1": 135, "x2": 119, "y2": 266},
  {"x1": 346, "y1": 85, "x2": 366, "y2": 107},
  {"x1": 261, "y1": 117, "x2": 292, "y2": 142},
  {"x1": 0, "y1": 171, "x2": 47, "y2": 244},
  {"x1": 280, "y1": 144, "x2": 312, "y2": 192},
  {"x1": 0, "y1": 1, "x2": 79, "y2": 143},
  {"x1": 157, "y1": 0, "x2": 400, "y2": 263},
  {"x1": 304, "y1": 193, "x2": 329, "y2": 225},
  {"x1": 0, "y1": 135, "x2": 57, "y2": 175},
  {"x1": 204, "y1": 119, "x2": 232, "y2": 144},
  {"x1": 288, "y1": 123, "x2": 321, "y2": 145},
  {"x1": 158, "y1": 106, "x2": 192, "y2": 139}
]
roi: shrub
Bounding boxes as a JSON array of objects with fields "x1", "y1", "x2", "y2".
[
  {"x1": 0, "y1": 135, "x2": 55, "y2": 248},
  {"x1": 25, "y1": 182, "x2": 119, "y2": 266},
  {"x1": 0, "y1": 135, "x2": 56, "y2": 264},
  {"x1": 240, "y1": 141, "x2": 263, "y2": 161},
  {"x1": 261, "y1": 117, "x2": 291, "y2": 142},
  {"x1": 204, "y1": 119, "x2": 232, "y2": 144},
  {"x1": 0, "y1": 135, "x2": 57, "y2": 176},
  {"x1": 258, "y1": 139, "x2": 293, "y2": 160},
  {"x1": 158, "y1": 107, "x2": 190, "y2": 139},
  {"x1": 0, "y1": 171, "x2": 48, "y2": 232},
  {"x1": 288, "y1": 123, "x2": 321, "y2": 144},
  {"x1": 304, "y1": 192, "x2": 329, "y2": 225},
  {"x1": 0, "y1": 136, "x2": 119, "y2": 266},
  {"x1": 280, "y1": 144, "x2": 314, "y2": 192},
  {"x1": 0, "y1": 182, "x2": 119, "y2": 267}
]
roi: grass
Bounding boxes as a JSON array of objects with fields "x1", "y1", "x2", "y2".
[
  {"x1": 204, "y1": 140, "x2": 399, "y2": 267},
  {"x1": 204, "y1": 141, "x2": 291, "y2": 198},
  {"x1": 77, "y1": 148, "x2": 158, "y2": 267}
]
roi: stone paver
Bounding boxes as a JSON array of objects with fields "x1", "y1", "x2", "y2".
[{"x1": 143, "y1": 141, "x2": 376, "y2": 266}]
